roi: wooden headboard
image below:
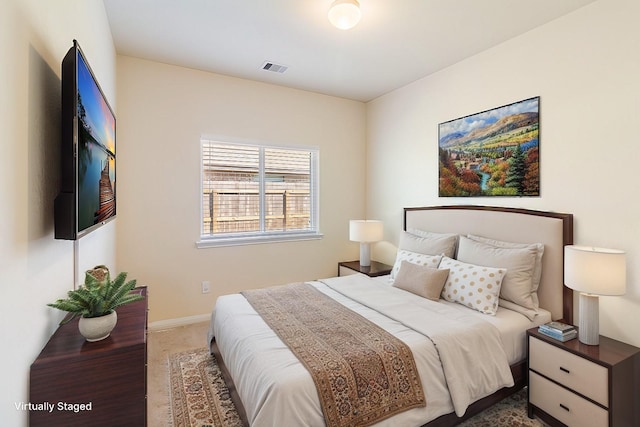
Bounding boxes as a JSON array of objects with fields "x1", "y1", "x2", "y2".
[{"x1": 404, "y1": 206, "x2": 573, "y2": 322}]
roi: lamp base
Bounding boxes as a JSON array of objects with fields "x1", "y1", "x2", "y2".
[
  {"x1": 359, "y1": 242, "x2": 371, "y2": 267},
  {"x1": 578, "y1": 293, "x2": 600, "y2": 345}
]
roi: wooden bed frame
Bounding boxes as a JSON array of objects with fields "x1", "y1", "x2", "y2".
[{"x1": 211, "y1": 205, "x2": 574, "y2": 427}]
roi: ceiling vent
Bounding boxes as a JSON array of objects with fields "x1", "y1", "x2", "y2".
[{"x1": 261, "y1": 61, "x2": 288, "y2": 74}]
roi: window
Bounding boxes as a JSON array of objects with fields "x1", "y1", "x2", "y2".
[{"x1": 197, "y1": 139, "x2": 321, "y2": 247}]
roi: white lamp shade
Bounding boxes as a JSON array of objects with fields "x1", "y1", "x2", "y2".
[
  {"x1": 349, "y1": 220, "x2": 383, "y2": 243},
  {"x1": 328, "y1": 0, "x2": 361, "y2": 30},
  {"x1": 564, "y1": 245, "x2": 626, "y2": 296}
]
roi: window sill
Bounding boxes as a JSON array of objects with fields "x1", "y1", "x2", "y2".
[{"x1": 196, "y1": 232, "x2": 323, "y2": 248}]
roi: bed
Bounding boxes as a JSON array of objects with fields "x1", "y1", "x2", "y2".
[{"x1": 209, "y1": 205, "x2": 574, "y2": 426}]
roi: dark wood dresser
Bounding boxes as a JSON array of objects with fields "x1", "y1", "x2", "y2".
[{"x1": 30, "y1": 287, "x2": 148, "y2": 426}]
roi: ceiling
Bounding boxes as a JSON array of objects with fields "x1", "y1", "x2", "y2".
[{"x1": 103, "y1": 0, "x2": 596, "y2": 102}]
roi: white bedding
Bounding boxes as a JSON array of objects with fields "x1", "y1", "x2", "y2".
[
  {"x1": 367, "y1": 275, "x2": 551, "y2": 364},
  {"x1": 209, "y1": 273, "x2": 550, "y2": 427}
]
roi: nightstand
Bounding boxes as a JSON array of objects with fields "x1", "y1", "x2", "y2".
[
  {"x1": 527, "y1": 327, "x2": 640, "y2": 427},
  {"x1": 338, "y1": 260, "x2": 393, "y2": 277}
]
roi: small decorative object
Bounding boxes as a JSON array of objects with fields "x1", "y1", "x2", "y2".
[
  {"x1": 439, "y1": 96, "x2": 540, "y2": 197},
  {"x1": 564, "y1": 245, "x2": 626, "y2": 345},
  {"x1": 48, "y1": 265, "x2": 144, "y2": 342},
  {"x1": 538, "y1": 321, "x2": 578, "y2": 342},
  {"x1": 78, "y1": 310, "x2": 118, "y2": 342},
  {"x1": 349, "y1": 220, "x2": 383, "y2": 267}
]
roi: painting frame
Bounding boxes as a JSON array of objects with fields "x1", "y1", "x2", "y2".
[{"x1": 438, "y1": 96, "x2": 540, "y2": 197}]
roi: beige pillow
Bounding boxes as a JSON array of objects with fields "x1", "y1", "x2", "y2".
[
  {"x1": 393, "y1": 261, "x2": 449, "y2": 301},
  {"x1": 390, "y1": 250, "x2": 443, "y2": 281},
  {"x1": 456, "y1": 236, "x2": 537, "y2": 310},
  {"x1": 467, "y1": 234, "x2": 544, "y2": 308},
  {"x1": 440, "y1": 256, "x2": 506, "y2": 315},
  {"x1": 400, "y1": 229, "x2": 458, "y2": 258}
]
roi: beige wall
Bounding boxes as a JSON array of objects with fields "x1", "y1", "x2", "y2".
[
  {"x1": 115, "y1": 56, "x2": 366, "y2": 324},
  {"x1": 367, "y1": 0, "x2": 640, "y2": 347},
  {"x1": 0, "y1": 1, "x2": 117, "y2": 425}
]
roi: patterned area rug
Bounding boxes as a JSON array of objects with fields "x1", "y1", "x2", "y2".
[
  {"x1": 168, "y1": 347, "x2": 545, "y2": 427},
  {"x1": 458, "y1": 388, "x2": 544, "y2": 427},
  {"x1": 169, "y1": 348, "x2": 243, "y2": 427}
]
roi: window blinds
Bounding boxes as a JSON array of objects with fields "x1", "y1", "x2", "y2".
[{"x1": 201, "y1": 140, "x2": 318, "y2": 241}]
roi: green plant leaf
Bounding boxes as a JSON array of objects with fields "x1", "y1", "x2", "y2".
[{"x1": 47, "y1": 267, "x2": 144, "y2": 323}]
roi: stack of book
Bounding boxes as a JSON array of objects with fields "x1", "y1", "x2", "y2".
[{"x1": 538, "y1": 321, "x2": 577, "y2": 342}]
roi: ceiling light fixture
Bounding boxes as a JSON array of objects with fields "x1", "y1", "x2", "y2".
[{"x1": 328, "y1": 0, "x2": 362, "y2": 30}]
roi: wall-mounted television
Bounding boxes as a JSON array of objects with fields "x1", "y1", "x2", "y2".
[{"x1": 55, "y1": 40, "x2": 116, "y2": 240}]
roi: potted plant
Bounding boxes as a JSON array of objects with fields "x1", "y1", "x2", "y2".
[{"x1": 48, "y1": 265, "x2": 144, "y2": 342}]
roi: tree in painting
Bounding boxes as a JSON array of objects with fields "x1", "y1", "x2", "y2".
[{"x1": 438, "y1": 97, "x2": 540, "y2": 197}]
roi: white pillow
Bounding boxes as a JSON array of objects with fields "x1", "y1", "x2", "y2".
[
  {"x1": 440, "y1": 256, "x2": 506, "y2": 315},
  {"x1": 467, "y1": 234, "x2": 544, "y2": 308},
  {"x1": 390, "y1": 250, "x2": 443, "y2": 281},
  {"x1": 400, "y1": 229, "x2": 458, "y2": 258},
  {"x1": 456, "y1": 236, "x2": 538, "y2": 310},
  {"x1": 393, "y1": 261, "x2": 450, "y2": 301}
]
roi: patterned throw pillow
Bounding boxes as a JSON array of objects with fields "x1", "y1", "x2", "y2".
[
  {"x1": 390, "y1": 250, "x2": 443, "y2": 281},
  {"x1": 466, "y1": 234, "x2": 544, "y2": 308},
  {"x1": 456, "y1": 236, "x2": 537, "y2": 310},
  {"x1": 439, "y1": 256, "x2": 506, "y2": 315}
]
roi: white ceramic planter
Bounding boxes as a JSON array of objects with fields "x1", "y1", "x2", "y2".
[{"x1": 78, "y1": 311, "x2": 118, "y2": 342}]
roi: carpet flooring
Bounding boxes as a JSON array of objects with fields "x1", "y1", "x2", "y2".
[{"x1": 168, "y1": 347, "x2": 547, "y2": 427}]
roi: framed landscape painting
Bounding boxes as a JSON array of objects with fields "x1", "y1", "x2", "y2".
[{"x1": 438, "y1": 97, "x2": 540, "y2": 197}]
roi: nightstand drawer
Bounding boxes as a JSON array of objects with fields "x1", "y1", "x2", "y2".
[
  {"x1": 529, "y1": 336, "x2": 608, "y2": 406},
  {"x1": 530, "y1": 371, "x2": 608, "y2": 427}
]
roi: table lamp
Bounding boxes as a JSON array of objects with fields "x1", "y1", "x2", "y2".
[
  {"x1": 349, "y1": 220, "x2": 383, "y2": 267},
  {"x1": 564, "y1": 245, "x2": 626, "y2": 345}
]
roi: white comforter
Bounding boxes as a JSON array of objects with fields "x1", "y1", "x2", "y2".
[{"x1": 210, "y1": 274, "x2": 516, "y2": 427}]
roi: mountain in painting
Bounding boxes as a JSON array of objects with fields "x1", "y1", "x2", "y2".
[
  {"x1": 440, "y1": 112, "x2": 538, "y2": 149},
  {"x1": 439, "y1": 131, "x2": 466, "y2": 145}
]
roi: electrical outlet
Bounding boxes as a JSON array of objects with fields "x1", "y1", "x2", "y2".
[{"x1": 201, "y1": 281, "x2": 210, "y2": 294}]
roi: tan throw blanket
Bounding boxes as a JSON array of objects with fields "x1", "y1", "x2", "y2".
[
  {"x1": 242, "y1": 282, "x2": 425, "y2": 427},
  {"x1": 320, "y1": 275, "x2": 514, "y2": 417}
]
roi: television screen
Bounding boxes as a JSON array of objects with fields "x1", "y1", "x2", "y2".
[
  {"x1": 76, "y1": 50, "x2": 116, "y2": 232},
  {"x1": 55, "y1": 40, "x2": 116, "y2": 240}
]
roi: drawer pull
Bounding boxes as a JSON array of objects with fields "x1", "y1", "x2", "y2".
[
  {"x1": 559, "y1": 366, "x2": 570, "y2": 374},
  {"x1": 559, "y1": 403, "x2": 570, "y2": 412}
]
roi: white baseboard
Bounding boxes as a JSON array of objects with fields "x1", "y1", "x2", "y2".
[{"x1": 148, "y1": 313, "x2": 211, "y2": 332}]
